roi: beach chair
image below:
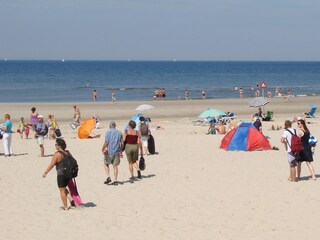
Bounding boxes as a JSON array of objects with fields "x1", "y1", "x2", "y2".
[
  {"x1": 262, "y1": 111, "x2": 273, "y2": 121},
  {"x1": 305, "y1": 107, "x2": 317, "y2": 118},
  {"x1": 220, "y1": 112, "x2": 236, "y2": 124}
]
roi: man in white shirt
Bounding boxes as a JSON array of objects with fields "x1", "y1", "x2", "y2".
[{"x1": 281, "y1": 120, "x2": 297, "y2": 182}]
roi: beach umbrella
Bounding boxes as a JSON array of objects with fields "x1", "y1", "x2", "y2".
[
  {"x1": 78, "y1": 118, "x2": 96, "y2": 139},
  {"x1": 198, "y1": 108, "x2": 226, "y2": 118},
  {"x1": 249, "y1": 97, "x2": 269, "y2": 108},
  {"x1": 136, "y1": 104, "x2": 155, "y2": 111},
  {"x1": 124, "y1": 113, "x2": 143, "y2": 131}
]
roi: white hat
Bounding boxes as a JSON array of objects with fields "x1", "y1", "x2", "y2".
[{"x1": 37, "y1": 115, "x2": 44, "y2": 118}]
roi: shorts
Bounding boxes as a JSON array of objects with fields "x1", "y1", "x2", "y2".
[
  {"x1": 104, "y1": 154, "x2": 120, "y2": 166},
  {"x1": 37, "y1": 136, "x2": 44, "y2": 145},
  {"x1": 140, "y1": 136, "x2": 149, "y2": 147},
  {"x1": 125, "y1": 144, "x2": 139, "y2": 163},
  {"x1": 57, "y1": 175, "x2": 70, "y2": 188},
  {"x1": 74, "y1": 115, "x2": 80, "y2": 124},
  {"x1": 287, "y1": 152, "x2": 297, "y2": 167}
]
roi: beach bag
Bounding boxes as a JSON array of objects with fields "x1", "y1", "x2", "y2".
[
  {"x1": 286, "y1": 129, "x2": 303, "y2": 155},
  {"x1": 55, "y1": 128, "x2": 62, "y2": 137},
  {"x1": 139, "y1": 156, "x2": 146, "y2": 171},
  {"x1": 58, "y1": 151, "x2": 79, "y2": 179},
  {"x1": 0, "y1": 132, "x2": 2, "y2": 139},
  {"x1": 140, "y1": 123, "x2": 149, "y2": 136}
]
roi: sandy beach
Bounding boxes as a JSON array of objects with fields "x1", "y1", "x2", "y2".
[{"x1": 1, "y1": 96, "x2": 320, "y2": 240}]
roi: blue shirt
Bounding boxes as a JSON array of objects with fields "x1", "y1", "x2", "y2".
[
  {"x1": 105, "y1": 128, "x2": 122, "y2": 155},
  {"x1": 35, "y1": 122, "x2": 46, "y2": 136},
  {"x1": 4, "y1": 120, "x2": 12, "y2": 133}
]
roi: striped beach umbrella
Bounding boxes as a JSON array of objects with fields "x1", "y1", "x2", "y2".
[{"x1": 249, "y1": 97, "x2": 269, "y2": 108}]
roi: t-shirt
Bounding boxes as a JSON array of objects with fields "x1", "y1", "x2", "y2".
[
  {"x1": 4, "y1": 120, "x2": 12, "y2": 133},
  {"x1": 282, "y1": 127, "x2": 295, "y2": 152},
  {"x1": 105, "y1": 128, "x2": 123, "y2": 155},
  {"x1": 35, "y1": 122, "x2": 47, "y2": 137}
]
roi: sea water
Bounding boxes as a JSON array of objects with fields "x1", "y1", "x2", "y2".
[{"x1": 0, "y1": 60, "x2": 319, "y2": 102}]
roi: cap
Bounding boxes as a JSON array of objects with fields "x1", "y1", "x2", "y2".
[
  {"x1": 109, "y1": 120, "x2": 116, "y2": 127},
  {"x1": 37, "y1": 115, "x2": 44, "y2": 118}
]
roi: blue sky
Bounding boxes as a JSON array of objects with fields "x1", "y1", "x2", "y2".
[{"x1": 0, "y1": 0, "x2": 319, "y2": 60}]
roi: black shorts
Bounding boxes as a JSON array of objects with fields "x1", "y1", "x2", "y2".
[{"x1": 57, "y1": 175, "x2": 70, "y2": 188}]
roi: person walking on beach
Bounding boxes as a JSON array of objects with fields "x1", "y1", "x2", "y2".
[
  {"x1": 42, "y1": 139, "x2": 75, "y2": 211},
  {"x1": 35, "y1": 115, "x2": 47, "y2": 157},
  {"x1": 93, "y1": 89, "x2": 97, "y2": 102},
  {"x1": 101, "y1": 121, "x2": 123, "y2": 185},
  {"x1": 18, "y1": 117, "x2": 26, "y2": 139},
  {"x1": 281, "y1": 120, "x2": 297, "y2": 182},
  {"x1": 29, "y1": 107, "x2": 38, "y2": 136},
  {"x1": 70, "y1": 105, "x2": 81, "y2": 130},
  {"x1": 1, "y1": 114, "x2": 13, "y2": 157},
  {"x1": 296, "y1": 119, "x2": 316, "y2": 180},
  {"x1": 139, "y1": 116, "x2": 150, "y2": 155},
  {"x1": 123, "y1": 120, "x2": 142, "y2": 180}
]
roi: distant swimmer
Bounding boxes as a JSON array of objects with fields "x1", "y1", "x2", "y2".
[
  {"x1": 112, "y1": 90, "x2": 116, "y2": 103},
  {"x1": 239, "y1": 87, "x2": 243, "y2": 98},
  {"x1": 202, "y1": 89, "x2": 206, "y2": 99},
  {"x1": 93, "y1": 89, "x2": 97, "y2": 102}
]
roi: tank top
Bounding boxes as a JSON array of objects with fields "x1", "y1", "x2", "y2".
[{"x1": 126, "y1": 134, "x2": 138, "y2": 144}]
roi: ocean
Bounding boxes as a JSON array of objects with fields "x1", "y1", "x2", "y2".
[{"x1": 0, "y1": 60, "x2": 319, "y2": 102}]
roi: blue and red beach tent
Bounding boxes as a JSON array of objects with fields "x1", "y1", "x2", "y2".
[{"x1": 220, "y1": 122, "x2": 272, "y2": 151}]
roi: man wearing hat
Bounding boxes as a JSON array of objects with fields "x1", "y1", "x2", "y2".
[
  {"x1": 101, "y1": 120, "x2": 123, "y2": 185},
  {"x1": 35, "y1": 115, "x2": 47, "y2": 157}
]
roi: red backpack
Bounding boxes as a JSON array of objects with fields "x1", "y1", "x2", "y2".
[{"x1": 286, "y1": 129, "x2": 304, "y2": 154}]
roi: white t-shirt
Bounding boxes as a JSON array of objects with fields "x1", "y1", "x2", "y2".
[{"x1": 282, "y1": 127, "x2": 296, "y2": 152}]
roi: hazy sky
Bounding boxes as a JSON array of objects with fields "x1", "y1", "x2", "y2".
[{"x1": 1, "y1": 0, "x2": 319, "y2": 60}]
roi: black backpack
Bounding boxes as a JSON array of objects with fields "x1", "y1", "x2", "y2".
[{"x1": 58, "y1": 151, "x2": 79, "y2": 178}]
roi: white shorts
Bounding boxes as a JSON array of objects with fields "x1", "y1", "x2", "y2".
[
  {"x1": 141, "y1": 136, "x2": 149, "y2": 147},
  {"x1": 37, "y1": 136, "x2": 44, "y2": 145}
]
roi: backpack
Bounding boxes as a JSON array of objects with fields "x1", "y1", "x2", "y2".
[
  {"x1": 44, "y1": 124, "x2": 48, "y2": 135},
  {"x1": 140, "y1": 123, "x2": 149, "y2": 136},
  {"x1": 58, "y1": 151, "x2": 79, "y2": 178},
  {"x1": 286, "y1": 129, "x2": 304, "y2": 154}
]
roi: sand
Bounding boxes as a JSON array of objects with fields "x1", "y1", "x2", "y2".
[{"x1": 1, "y1": 96, "x2": 320, "y2": 240}]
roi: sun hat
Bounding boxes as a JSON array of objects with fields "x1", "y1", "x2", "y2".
[{"x1": 37, "y1": 115, "x2": 44, "y2": 118}]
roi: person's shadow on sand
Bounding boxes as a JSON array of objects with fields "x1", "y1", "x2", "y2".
[
  {"x1": 298, "y1": 174, "x2": 320, "y2": 181},
  {"x1": 109, "y1": 174, "x2": 156, "y2": 185},
  {"x1": 81, "y1": 202, "x2": 97, "y2": 208}
]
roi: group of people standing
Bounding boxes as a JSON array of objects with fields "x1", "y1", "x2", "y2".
[
  {"x1": 281, "y1": 119, "x2": 316, "y2": 182},
  {"x1": 0, "y1": 107, "x2": 61, "y2": 158}
]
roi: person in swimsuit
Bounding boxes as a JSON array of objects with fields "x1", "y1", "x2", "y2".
[
  {"x1": 42, "y1": 138, "x2": 75, "y2": 210},
  {"x1": 297, "y1": 119, "x2": 316, "y2": 180},
  {"x1": 93, "y1": 89, "x2": 97, "y2": 102},
  {"x1": 29, "y1": 107, "x2": 38, "y2": 135},
  {"x1": 123, "y1": 120, "x2": 142, "y2": 180}
]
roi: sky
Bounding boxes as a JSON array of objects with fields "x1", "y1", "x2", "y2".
[{"x1": 0, "y1": 0, "x2": 319, "y2": 61}]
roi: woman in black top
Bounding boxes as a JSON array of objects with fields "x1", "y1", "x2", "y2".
[
  {"x1": 42, "y1": 139, "x2": 74, "y2": 210},
  {"x1": 297, "y1": 119, "x2": 316, "y2": 180}
]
